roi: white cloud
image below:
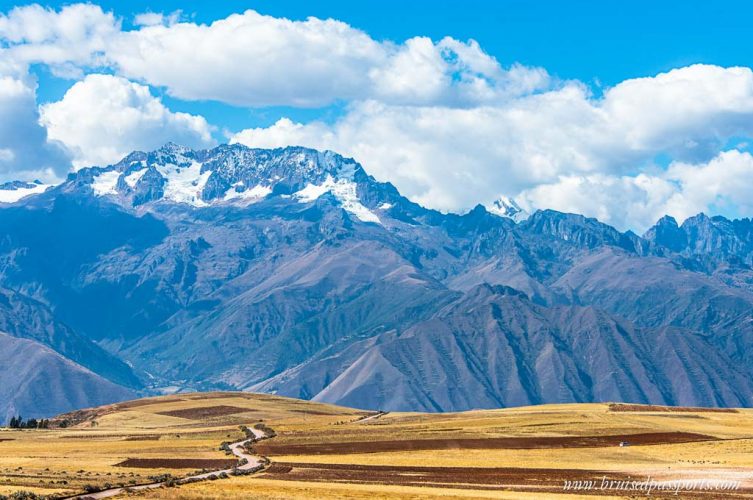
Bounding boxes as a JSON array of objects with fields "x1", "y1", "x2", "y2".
[
  {"x1": 599, "y1": 65, "x2": 753, "y2": 160},
  {"x1": 1, "y1": 5, "x2": 549, "y2": 108},
  {"x1": 516, "y1": 150, "x2": 753, "y2": 232},
  {"x1": 108, "y1": 11, "x2": 386, "y2": 107},
  {"x1": 132, "y1": 12, "x2": 164, "y2": 27},
  {"x1": 516, "y1": 174, "x2": 679, "y2": 232},
  {"x1": 232, "y1": 65, "x2": 753, "y2": 227},
  {"x1": 133, "y1": 11, "x2": 182, "y2": 27},
  {"x1": 368, "y1": 36, "x2": 548, "y2": 106},
  {"x1": 0, "y1": 73, "x2": 70, "y2": 182},
  {"x1": 0, "y1": 3, "x2": 118, "y2": 75},
  {"x1": 663, "y1": 150, "x2": 753, "y2": 221},
  {"x1": 106, "y1": 11, "x2": 548, "y2": 107},
  {"x1": 39, "y1": 74, "x2": 215, "y2": 168},
  {"x1": 3, "y1": 4, "x2": 753, "y2": 230}
]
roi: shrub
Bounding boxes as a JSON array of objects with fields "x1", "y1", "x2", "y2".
[
  {"x1": 6, "y1": 492, "x2": 45, "y2": 500},
  {"x1": 253, "y1": 422, "x2": 277, "y2": 438}
]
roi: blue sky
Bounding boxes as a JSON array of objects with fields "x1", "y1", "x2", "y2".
[
  {"x1": 13, "y1": 0, "x2": 753, "y2": 128},
  {"x1": 2, "y1": 1, "x2": 753, "y2": 231}
]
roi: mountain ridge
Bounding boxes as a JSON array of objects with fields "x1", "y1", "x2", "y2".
[{"x1": 1, "y1": 143, "x2": 752, "y2": 419}]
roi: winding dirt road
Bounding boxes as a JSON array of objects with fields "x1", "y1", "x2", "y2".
[{"x1": 67, "y1": 427, "x2": 267, "y2": 499}]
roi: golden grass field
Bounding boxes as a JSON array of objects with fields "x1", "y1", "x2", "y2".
[{"x1": 1, "y1": 393, "x2": 753, "y2": 499}]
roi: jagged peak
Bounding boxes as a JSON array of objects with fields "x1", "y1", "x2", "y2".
[
  {"x1": 487, "y1": 195, "x2": 529, "y2": 222},
  {"x1": 656, "y1": 215, "x2": 679, "y2": 227},
  {"x1": 158, "y1": 141, "x2": 191, "y2": 153},
  {"x1": 681, "y1": 212, "x2": 713, "y2": 227},
  {"x1": 525, "y1": 208, "x2": 599, "y2": 228}
]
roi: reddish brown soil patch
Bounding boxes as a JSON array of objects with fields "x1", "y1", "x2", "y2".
[
  {"x1": 61, "y1": 433, "x2": 147, "y2": 439},
  {"x1": 289, "y1": 409, "x2": 336, "y2": 416},
  {"x1": 0, "y1": 439, "x2": 13, "y2": 442},
  {"x1": 116, "y1": 458, "x2": 236, "y2": 469},
  {"x1": 123, "y1": 434, "x2": 161, "y2": 441},
  {"x1": 116, "y1": 397, "x2": 184, "y2": 409},
  {"x1": 256, "y1": 432, "x2": 716, "y2": 456},
  {"x1": 156, "y1": 405, "x2": 253, "y2": 419},
  {"x1": 609, "y1": 404, "x2": 737, "y2": 413},
  {"x1": 263, "y1": 463, "x2": 750, "y2": 498},
  {"x1": 263, "y1": 462, "x2": 620, "y2": 492},
  {"x1": 266, "y1": 464, "x2": 293, "y2": 474}
]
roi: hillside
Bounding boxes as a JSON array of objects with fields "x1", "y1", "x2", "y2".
[
  {"x1": 1, "y1": 393, "x2": 752, "y2": 499},
  {"x1": 0, "y1": 332, "x2": 134, "y2": 425}
]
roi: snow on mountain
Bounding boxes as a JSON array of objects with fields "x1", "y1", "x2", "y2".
[
  {"x1": 91, "y1": 170, "x2": 121, "y2": 196},
  {"x1": 488, "y1": 195, "x2": 529, "y2": 222},
  {"x1": 0, "y1": 180, "x2": 51, "y2": 203},
  {"x1": 123, "y1": 168, "x2": 148, "y2": 188},
  {"x1": 292, "y1": 162, "x2": 381, "y2": 223},
  {"x1": 154, "y1": 161, "x2": 212, "y2": 207},
  {"x1": 223, "y1": 183, "x2": 272, "y2": 203},
  {"x1": 69, "y1": 143, "x2": 387, "y2": 224}
]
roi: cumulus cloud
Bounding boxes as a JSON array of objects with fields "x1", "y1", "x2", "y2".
[
  {"x1": 232, "y1": 65, "x2": 753, "y2": 228},
  {"x1": 108, "y1": 11, "x2": 384, "y2": 107},
  {"x1": 0, "y1": 3, "x2": 118, "y2": 76},
  {"x1": 40, "y1": 74, "x2": 215, "y2": 168},
  {"x1": 3, "y1": 4, "x2": 753, "y2": 230},
  {"x1": 599, "y1": 65, "x2": 753, "y2": 160},
  {"x1": 517, "y1": 150, "x2": 753, "y2": 232},
  {"x1": 0, "y1": 73, "x2": 70, "y2": 182},
  {"x1": 106, "y1": 11, "x2": 548, "y2": 107},
  {"x1": 1, "y1": 5, "x2": 549, "y2": 107},
  {"x1": 368, "y1": 36, "x2": 549, "y2": 106}
]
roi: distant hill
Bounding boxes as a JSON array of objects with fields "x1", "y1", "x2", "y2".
[{"x1": 0, "y1": 332, "x2": 134, "y2": 423}]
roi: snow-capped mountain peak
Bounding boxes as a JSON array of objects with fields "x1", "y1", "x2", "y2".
[
  {"x1": 75, "y1": 144, "x2": 384, "y2": 223},
  {"x1": 488, "y1": 195, "x2": 529, "y2": 222}
]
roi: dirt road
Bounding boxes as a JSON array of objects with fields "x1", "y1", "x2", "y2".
[
  {"x1": 356, "y1": 411, "x2": 388, "y2": 423},
  {"x1": 66, "y1": 426, "x2": 267, "y2": 499}
]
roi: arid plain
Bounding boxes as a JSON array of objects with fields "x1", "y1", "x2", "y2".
[{"x1": 1, "y1": 393, "x2": 753, "y2": 499}]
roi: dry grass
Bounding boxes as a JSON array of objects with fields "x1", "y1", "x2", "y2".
[
  {"x1": 2, "y1": 394, "x2": 753, "y2": 499},
  {"x1": 144, "y1": 476, "x2": 605, "y2": 499},
  {"x1": 0, "y1": 392, "x2": 362, "y2": 497}
]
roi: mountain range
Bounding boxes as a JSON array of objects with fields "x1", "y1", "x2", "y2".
[{"x1": 1, "y1": 142, "x2": 752, "y2": 421}]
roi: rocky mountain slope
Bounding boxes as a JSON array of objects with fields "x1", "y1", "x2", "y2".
[
  {"x1": 1, "y1": 143, "x2": 752, "y2": 418},
  {"x1": 288, "y1": 284, "x2": 753, "y2": 411}
]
